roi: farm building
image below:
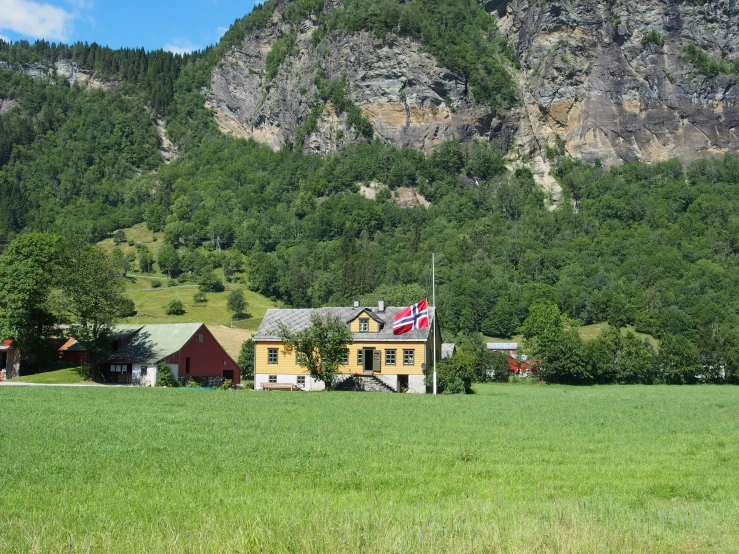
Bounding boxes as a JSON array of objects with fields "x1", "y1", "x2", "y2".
[
  {"x1": 104, "y1": 323, "x2": 240, "y2": 387},
  {"x1": 0, "y1": 339, "x2": 20, "y2": 380},
  {"x1": 487, "y1": 342, "x2": 518, "y2": 356},
  {"x1": 253, "y1": 301, "x2": 441, "y2": 393},
  {"x1": 441, "y1": 343, "x2": 456, "y2": 360}
]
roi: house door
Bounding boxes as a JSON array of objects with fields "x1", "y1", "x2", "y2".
[
  {"x1": 1, "y1": 352, "x2": 6, "y2": 371},
  {"x1": 363, "y1": 348, "x2": 381, "y2": 374}
]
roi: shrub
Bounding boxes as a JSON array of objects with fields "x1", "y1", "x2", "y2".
[
  {"x1": 220, "y1": 379, "x2": 233, "y2": 390},
  {"x1": 641, "y1": 30, "x2": 665, "y2": 47},
  {"x1": 151, "y1": 280, "x2": 161, "y2": 288},
  {"x1": 118, "y1": 297, "x2": 136, "y2": 318},
  {"x1": 165, "y1": 300, "x2": 185, "y2": 315},
  {"x1": 198, "y1": 272, "x2": 225, "y2": 293},
  {"x1": 168, "y1": 279, "x2": 177, "y2": 287},
  {"x1": 193, "y1": 292, "x2": 208, "y2": 304},
  {"x1": 156, "y1": 362, "x2": 177, "y2": 387}
]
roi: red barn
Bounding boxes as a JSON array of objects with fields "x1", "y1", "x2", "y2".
[{"x1": 104, "y1": 323, "x2": 240, "y2": 387}]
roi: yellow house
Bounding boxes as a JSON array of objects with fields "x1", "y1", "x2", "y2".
[{"x1": 253, "y1": 301, "x2": 441, "y2": 393}]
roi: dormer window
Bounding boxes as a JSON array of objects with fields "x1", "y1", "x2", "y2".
[{"x1": 359, "y1": 318, "x2": 369, "y2": 332}]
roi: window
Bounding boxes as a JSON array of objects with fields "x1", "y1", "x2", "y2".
[
  {"x1": 403, "y1": 349, "x2": 415, "y2": 366},
  {"x1": 357, "y1": 349, "x2": 364, "y2": 366},
  {"x1": 198, "y1": 333, "x2": 204, "y2": 343},
  {"x1": 268, "y1": 348, "x2": 278, "y2": 364},
  {"x1": 269, "y1": 375, "x2": 277, "y2": 383},
  {"x1": 297, "y1": 375, "x2": 306, "y2": 386},
  {"x1": 340, "y1": 349, "x2": 348, "y2": 365},
  {"x1": 296, "y1": 352, "x2": 307, "y2": 365},
  {"x1": 385, "y1": 349, "x2": 397, "y2": 366},
  {"x1": 185, "y1": 357, "x2": 191, "y2": 374},
  {"x1": 359, "y1": 318, "x2": 369, "y2": 332},
  {"x1": 140, "y1": 366, "x2": 148, "y2": 376}
]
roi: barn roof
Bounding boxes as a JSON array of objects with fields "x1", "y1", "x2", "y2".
[
  {"x1": 254, "y1": 307, "x2": 435, "y2": 342},
  {"x1": 487, "y1": 342, "x2": 518, "y2": 351},
  {"x1": 109, "y1": 323, "x2": 204, "y2": 364},
  {"x1": 1, "y1": 339, "x2": 14, "y2": 350}
]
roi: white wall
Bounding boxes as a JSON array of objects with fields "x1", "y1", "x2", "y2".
[
  {"x1": 375, "y1": 374, "x2": 399, "y2": 392},
  {"x1": 408, "y1": 375, "x2": 426, "y2": 394},
  {"x1": 132, "y1": 364, "x2": 158, "y2": 387},
  {"x1": 254, "y1": 374, "x2": 325, "y2": 391}
]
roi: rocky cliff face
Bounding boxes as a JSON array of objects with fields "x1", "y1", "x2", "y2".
[
  {"x1": 207, "y1": 4, "x2": 514, "y2": 154},
  {"x1": 495, "y1": 0, "x2": 739, "y2": 166},
  {"x1": 208, "y1": 0, "x2": 739, "y2": 165}
]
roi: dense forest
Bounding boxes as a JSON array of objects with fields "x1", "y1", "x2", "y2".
[{"x1": 1, "y1": 0, "x2": 739, "y2": 383}]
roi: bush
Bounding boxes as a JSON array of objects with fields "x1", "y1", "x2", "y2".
[
  {"x1": 151, "y1": 280, "x2": 161, "y2": 288},
  {"x1": 198, "y1": 272, "x2": 225, "y2": 293},
  {"x1": 165, "y1": 300, "x2": 185, "y2": 315},
  {"x1": 220, "y1": 379, "x2": 233, "y2": 390},
  {"x1": 168, "y1": 279, "x2": 178, "y2": 287},
  {"x1": 156, "y1": 362, "x2": 178, "y2": 387},
  {"x1": 193, "y1": 291, "x2": 208, "y2": 304},
  {"x1": 238, "y1": 338, "x2": 255, "y2": 380},
  {"x1": 118, "y1": 297, "x2": 136, "y2": 318},
  {"x1": 641, "y1": 30, "x2": 665, "y2": 47}
]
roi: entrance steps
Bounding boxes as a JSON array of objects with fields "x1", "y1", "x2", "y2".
[{"x1": 334, "y1": 374, "x2": 396, "y2": 393}]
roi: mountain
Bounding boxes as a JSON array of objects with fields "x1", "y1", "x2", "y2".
[{"x1": 206, "y1": 0, "x2": 738, "y2": 165}]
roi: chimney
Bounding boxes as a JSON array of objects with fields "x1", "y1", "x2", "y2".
[
  {"x1": 353, "y1": 300, "x2": 360, "y2": 308},
  {"x1": 378, "y1": 298, "x2": 386, "y2": 313}
]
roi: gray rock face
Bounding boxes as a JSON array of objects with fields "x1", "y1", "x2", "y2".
[
  {"x1": 496, "y1": 0, "x2": 739, "y2": 165},
  {"x1": 209, "y1": 0, "x2": 738, "y2": 165},
  {"x1": 0, "y1": 60, "x2": 119, "y2": 90},
  {"x1": 207, "y1": 4, "x2": 510, "y2": 154}
]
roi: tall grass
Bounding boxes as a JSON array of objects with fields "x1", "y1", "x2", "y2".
[{"x1": 0, "y1": 385, "x2": 737, "y2": 552}]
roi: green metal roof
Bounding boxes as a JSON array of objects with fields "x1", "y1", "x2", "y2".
[{"x1": 108, "y1": 323, "x2": 204, "y2": 364}]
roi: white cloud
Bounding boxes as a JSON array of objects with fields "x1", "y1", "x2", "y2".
[
  {"x1": 163, "y1": 39, "x2": 202, "y2": 55},
  {"x1": 0, "y1": 34, "x2": 10, "y2": 43},
  {"x1": 0, "y1": 0, "x2": 75, "y2": 41}
]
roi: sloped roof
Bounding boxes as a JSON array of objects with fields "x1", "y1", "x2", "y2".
[
  {"x1": 254, "y1": 307, "x2": 436, "y2": 342},
  {"x1": 441, "y1": 343, "x2": 456, "y2": 360},
  {"x1": 109, "y1": 323, "x2": 203, "y2": 364},
  {"x1": 1, "y1": 339, "x2": 14, "y2": 350},
  {"x1": 487, "y1": 342, "x2": 518, "y2": 351}
]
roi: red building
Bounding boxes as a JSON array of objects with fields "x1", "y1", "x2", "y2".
[{"x1": 103, "y1": 323, "x2": 240, "y2": 386}]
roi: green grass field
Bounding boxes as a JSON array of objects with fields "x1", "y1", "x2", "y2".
[
  {"x1": 1, "y1": 385, "x2": 737, "y2": 553},
  {"x1": 10, "y1": 367, "x2": 86, "y2": 384}
]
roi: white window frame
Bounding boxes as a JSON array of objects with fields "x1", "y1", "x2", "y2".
[{"x1": 359, "y1": 318, "x2": 369, "y2": 333}]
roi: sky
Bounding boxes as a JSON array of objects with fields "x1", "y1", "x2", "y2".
[{"x1": 0, "y1": 0, "x2": 260, "y2": 53}]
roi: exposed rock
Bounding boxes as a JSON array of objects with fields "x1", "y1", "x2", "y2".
[
  {"x1": 358, "y1": 181, "x2": 430, "y2": 209},
  {"x1": 208, "y1": 3, "x2": 513, "y2": 154},
  {"x1": 156, "y1": 118, "x2": 179, "y2": 164},
  {"x1": 0, "y1": 98, "x2": 19, "y2": 114},
  {"x1": 495, "y1": 0, "x2": 739, "y2": 166},
  {"x1": 0, "y1": 60, "x2": 120, "y2": 90}
]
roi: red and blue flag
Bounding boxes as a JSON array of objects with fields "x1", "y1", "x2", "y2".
[{"x1": 393, "y1": 299, "x2": 429, "y2": 335}]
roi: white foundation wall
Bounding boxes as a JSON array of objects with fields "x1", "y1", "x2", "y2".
[
  {"x1": 408, "y1": 375, "x2": 426, "y2": 394},
  {"x1": 255, "y1": 374, "x2": 325, "y2": 391}
]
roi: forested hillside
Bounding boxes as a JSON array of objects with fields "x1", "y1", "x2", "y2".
[{"x1": 1, "y1": 0, "x2": 738, "y2": 374}]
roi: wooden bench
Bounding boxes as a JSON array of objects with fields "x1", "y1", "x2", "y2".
[{"x1": 261, "y1": 383, "x2": 302, "y2": 391}]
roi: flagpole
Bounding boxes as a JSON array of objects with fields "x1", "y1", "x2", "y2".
[{"x1": 432, "y1": 253, "x2": 437, "y2": 396}]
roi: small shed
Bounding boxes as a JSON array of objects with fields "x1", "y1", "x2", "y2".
[
  {"x1": 0, "y1": 339, "x2": 20, "y2": 380},
  {"x1": 441, "y1": 343, "x2": 456, "y2": 360}
]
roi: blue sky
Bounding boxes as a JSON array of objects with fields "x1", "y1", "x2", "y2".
[{"x1": 0, "y1": 0, "x2": 259, "y2": 52}]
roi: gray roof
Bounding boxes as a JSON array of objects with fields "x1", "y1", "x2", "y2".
[
  {"x1": 487, "y1": 342, "x2": 518, "y2": 351},
  {"x1": 254, "y1": 307, "x2": 435, "y2": 342},
  {"x1": 109, "y1": 323, "x2": 204, "y2": 364},
  {"x1": 441, "y1": 343, "x2": 456, "y2": 360}
]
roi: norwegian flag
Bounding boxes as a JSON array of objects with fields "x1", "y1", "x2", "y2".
[{"x1": 393, "y1": 299, "x2": 430, "y2": 335}]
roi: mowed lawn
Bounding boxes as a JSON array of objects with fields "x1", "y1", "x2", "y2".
[{"x1": 0, "y1": 386, "x2": 737, "y2": 553}]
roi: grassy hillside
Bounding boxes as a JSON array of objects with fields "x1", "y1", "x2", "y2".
[
  {"x1": 1, "y1": 385, "x2": 737, "y2": 552},
  {"x1": 121, "y1": 283, "x2": 278, "y2": 332}
]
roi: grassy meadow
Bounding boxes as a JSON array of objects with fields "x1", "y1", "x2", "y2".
[
  {"x1": 9, "y1": 367, "x2": 86, "y2": 384},
  {"x1": 1, "y1": 385, "x2": 737, "y2": 553}
]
